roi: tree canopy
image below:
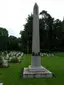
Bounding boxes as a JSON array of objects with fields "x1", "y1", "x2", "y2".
[
  {"x1": 20, "y1": 10, "x2": 64, "y2": 53},
  {"x1": 0, "y1": 10, "x2": 64, "y2": 53}
]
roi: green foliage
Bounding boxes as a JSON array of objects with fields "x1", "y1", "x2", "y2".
[
  {"x1": 0, "y1": 10, "x2": 64, "y2": 52},
  {"x1": 0, "y1": 56, "x2": 3, "y2": 66},
  {"x1": 0, "y1": 27, "x2": 21, "y2": 51},
  {"x1": 8, "y1": 36, "x2": 21, "y2": 51},
  {"x1": 20, "y1": 14, "x2": 33, "y2": 53},
  {"x1": 20, "y1": 10, "x2": 54, "y2": 53},
  {"x1": 0, "y1": 27, "x2": 8, "y2": 37},
  {"x1": 0, "y1": 27, "x2": 8, "y2": 51},
  {"x1": 10, "y1": 57, "x2": 19, "y2": 63},
  {"x1": 20, "y1": 10, "x2": 64, "y2": 53}
]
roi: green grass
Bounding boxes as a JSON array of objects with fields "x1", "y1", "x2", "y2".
[{"x1": 0, "y1": 53, "x2": 64, "y2": 85}]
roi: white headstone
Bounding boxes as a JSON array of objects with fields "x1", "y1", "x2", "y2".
[
  {"x1": 21, "y1": 52, "x2": 24, "y2": 56},
  {"x1": 9, "y1": 57, "x2": 12, "y2": 61},
  {"x1": 2, "y1": 60, "x2": 8, "y2": 67},
  {"x1": 6, "y1": 54, "x2": 9, "y2": 59},
  {"x1": 0, "y1": 83, "x2": 3, "y2": 85}
]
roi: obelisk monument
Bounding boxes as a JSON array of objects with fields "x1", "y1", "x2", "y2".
[
  {"x1": 31, "y1": 3, "x2": 40, "y2": 68},
  {"x1": 23, "y1": 3, "x2": 53, "y2": 78}
]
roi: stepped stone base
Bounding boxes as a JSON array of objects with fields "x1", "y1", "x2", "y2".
[{"x1": 23, "y1": 66, "x2": 53, "y2": 78}]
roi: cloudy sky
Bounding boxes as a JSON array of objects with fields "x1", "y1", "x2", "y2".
[{"x1": 0, "y1": 0, "x2": 64, "y2": 37}]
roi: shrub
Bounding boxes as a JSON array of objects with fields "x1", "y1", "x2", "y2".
[{"x1": 10, "y1": 57, "x2": 19, "y2": 63}]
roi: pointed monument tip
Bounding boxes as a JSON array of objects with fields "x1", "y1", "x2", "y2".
[
  {"x1": 33, "y1": 2, "x2": 38, "y2": 14},
  {"x1": 35, "y1": 2, "x2": 37, "y2": 5},
  {"x1": 34, "y1": 3, "x2": 38, "y2": 6},
  {"x1": 34, "y1": 2, "x2": 38, "y2": 8}
]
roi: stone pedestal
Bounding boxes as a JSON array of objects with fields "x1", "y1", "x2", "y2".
[{"x1": 23, "y1": 66, "x2": 53, "y2": 78}]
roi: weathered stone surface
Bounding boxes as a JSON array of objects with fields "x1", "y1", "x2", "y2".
[
  {"x1": 23, "y1": 67, "x2": 53, "y2": 78},
  {"x1": 23, "y1": 3, "x2": 53, "y2": 78}
]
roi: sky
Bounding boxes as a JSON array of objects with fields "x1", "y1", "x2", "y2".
[{"x1": 0, "y1": 0, "x2": 64, "y2": 38}]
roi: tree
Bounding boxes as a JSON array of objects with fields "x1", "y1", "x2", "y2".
[
  {"x1": 40, "y1": 10, "x2": 54, "y2": 52},
  {"x1": 8, "y1": 35, "x2": 18, "y2": 51},
  {"x1": 0, "y1": 27, "x2": 8, "y2": 51},
  {"x1": 53, "y1": 19, "x2": 62, "y2": 51},
  {"x1": 20, "y1": 14, "x2": 33, "y2": 53},
  {"x1": 17, "y1": 37, "x2": 22, "y2": 51},
  {"x1": 20, "y1": 10, "x2": 64, "y2": 53},
  {"x1": 0, "y1": 56, "x2": 3, "y2": 67},
  {"x1": 20, "y1": 11, "x2": 55, "y2": 53}
]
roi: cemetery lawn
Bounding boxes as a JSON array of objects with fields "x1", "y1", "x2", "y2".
[{"x1": 0, "y1": 53, "x2": 64, "y2": 85}]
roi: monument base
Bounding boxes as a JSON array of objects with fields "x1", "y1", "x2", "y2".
[{"x1": 23, "y1": 66, "x2": 53, "y2": 78}]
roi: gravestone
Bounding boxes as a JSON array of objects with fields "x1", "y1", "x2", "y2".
[
  {"x1": 0, "y1": 83, "x2": 3, "y2": 85},
  {"x1": 6, "y1": 54, "x2": 9, "y2": 60},
  {"x1": 21, "y1": 52, "x2": 24, "y2": 56},
  {"x1": 2, "y1": 59, "x2": 8, "y2": 67},
  {"x1": 23, "y1": 3, "x2": 53, "y2": 78}
]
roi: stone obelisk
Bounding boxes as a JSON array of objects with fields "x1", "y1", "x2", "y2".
[
  {"x1": 23, "y1": 3, "x2": 53, "y2": 78},
  {"x1": 31, "y1": 3, "x2": 40, "y2": 68}
]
